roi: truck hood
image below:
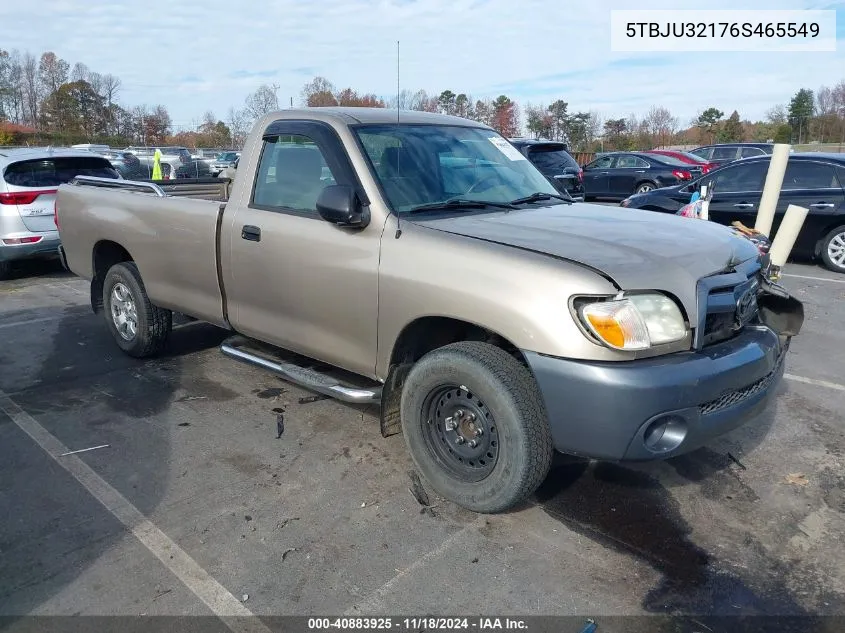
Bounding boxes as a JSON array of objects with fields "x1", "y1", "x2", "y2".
[{"x1": 411, "y1": 202, "x2": 761, "y2": 321}]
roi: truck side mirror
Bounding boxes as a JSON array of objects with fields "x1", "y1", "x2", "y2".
[{"x1": 316, "y1": 184, "x2": 369, "y2": 228}]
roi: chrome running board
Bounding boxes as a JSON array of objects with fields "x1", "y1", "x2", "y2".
[{"x1": 220, "y1": 337, "x2": 382, "y2": 404}]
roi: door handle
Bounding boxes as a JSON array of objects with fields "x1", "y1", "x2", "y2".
[
  {"x1": 810, "y1": 202, "x2": 835, "y2": 209},
  {"x1": 634, "y1": 170, "x2": 645, "y2": 173},
  {"x1": 241, "y1": 225, "x2": 261, "y2": 242},
  {"x1": 733, "y1": 203, "x2": 755, "y2": 209}
]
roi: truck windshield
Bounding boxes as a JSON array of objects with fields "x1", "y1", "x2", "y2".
[{"x1": 353, "y1": 124, "x2": 558, "y2": 214}]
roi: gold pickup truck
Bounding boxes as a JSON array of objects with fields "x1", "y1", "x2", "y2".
[{"x1": 55, "y1": 108, "x2": 803, "y2": 513}]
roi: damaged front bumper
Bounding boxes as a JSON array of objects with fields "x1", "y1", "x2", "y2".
[{"x1": 525, "y1": 265, "x2": 804, "y2": 462}]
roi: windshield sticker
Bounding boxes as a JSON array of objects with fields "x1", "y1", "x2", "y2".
[{"x1": 488, "y1": 137, "x2": 527, "y2": 161}]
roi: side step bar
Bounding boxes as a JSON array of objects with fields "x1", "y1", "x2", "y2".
[{"x1": 220, "y1": 337, "x2": 382, "y2": 404}]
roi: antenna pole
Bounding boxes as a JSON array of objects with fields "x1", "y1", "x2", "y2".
[{"x1": 394, "y1": 39, "x2": 403, "y2": 240}]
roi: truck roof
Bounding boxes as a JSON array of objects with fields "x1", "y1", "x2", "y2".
[{"x1": 265, "y1": 107, "x2": 490, "y2": 128}]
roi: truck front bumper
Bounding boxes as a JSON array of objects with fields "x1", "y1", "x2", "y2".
[{"x1": 523, "y1": 325, "x2": 786, "y2": 461}]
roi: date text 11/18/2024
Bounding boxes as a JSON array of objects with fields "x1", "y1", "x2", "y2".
[{"x1": 307, "y1": 617, "x2": 531, "y2": 630}]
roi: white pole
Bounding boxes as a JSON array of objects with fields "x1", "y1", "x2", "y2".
[
  {"x1": 768, "y1": 204, "x2": 810, "y2": 268},
  {"x1": 755, "y1": 143, "x2": 791, "y2": 236}
]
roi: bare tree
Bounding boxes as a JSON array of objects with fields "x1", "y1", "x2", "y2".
[
  {"x1": 101, "y1": 73, "x2": 121, "y2": 107},
  {"x1": 586, "y1": 111, "x2": 603, "y2": 147},
  {"x1": 87, "y1": 71, "x2": 103, "y2": 97},
  {"x1": 244, "y1": 83, "x2": 280, "y2": 120},
  {"x1": 227, "y1": 106, "x2": 250, "y2": 148},
  {"x1": 38, "y1": 52, "x2": 69, "y2": 97},
  {"x1": 21, "y1": 53, "x2": 39, "y2": 125},
  {"x1": 70, "y1": 62, "x2": 90, "y2": 83},
  {"x1": 387, "y1": 88, "x2": 419, "y2": 110},
  {"x1": 765, "y1": 104, "x2": 787, "y2": 125},
  {"x1": 817, "y1": 86, "x2": 835, "y2": 115},
  {"x1": 0, "y1": 50, "x2": 25, "y2": 123},
  {"x1": 643, "y1": 106, "x2": 678, "y2": 148}
]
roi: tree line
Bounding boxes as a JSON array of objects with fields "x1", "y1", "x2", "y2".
[
  {"x1": 0, "y1": 49, "x2": 176, "y2": 147},
  {"x1": 2, "y1": 49, "x2": 844, "y2": 153},
  {"x1": 233, "y1": 76, "x2": 845, "y2": 152}
]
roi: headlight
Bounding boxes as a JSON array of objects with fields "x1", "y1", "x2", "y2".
[
  {"x1": 620, "y1": 197, "x2": 631, "y2": 207},
  {"x1": 577, "y1": 293, "x2": 687, "y2": 351}
]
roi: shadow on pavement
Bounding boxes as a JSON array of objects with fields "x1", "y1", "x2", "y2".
[{"x1": 0, "y1": 303, "x2": 230, "y2": 617}]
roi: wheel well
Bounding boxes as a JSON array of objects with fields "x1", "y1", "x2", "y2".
[
  {"x1": 379, "y1": 316, "x2": 526, "y2": 439},
  {"x1": 389, "y1": 316, "x2": 521, "y2": 367},
  {"x1": 815, "y1": 222, "x2": 845, "y2": 257},
  {"x1": 91, "y1": 241, "x2": 133, "y2": 313}
]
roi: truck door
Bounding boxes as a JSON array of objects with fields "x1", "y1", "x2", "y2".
[{"x1": 223, "y1": 120, "x2": 382, "y2": 378}]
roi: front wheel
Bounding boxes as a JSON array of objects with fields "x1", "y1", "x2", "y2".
[
  {"x1": 103, "y1": 262, "x2": 172, "y2": 358},
  {"x1": 400, "y1": 341, "x2": 553, "y2": 513},
  {"x1": 820, "y1": 225, "x2": 845, "y2": 274},
  {"x1": 635, "y1": 181, "x2": 657, "y2": 194}
]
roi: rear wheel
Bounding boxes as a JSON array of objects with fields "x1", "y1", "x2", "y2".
[
  {"x1": 820, "y1": 225, "x2": 845, "y2": 274},
  {"x1": 102, "y1": 262, "x2": 172, "y2": 357},
  {"x1": 0, "y1": 261, "x2": 11, "y2": 280},
  {"x1": 635, "y1": 181, "x2": 657, "y2": 194},
  {"x1": 400, "y1": 341, "x2": 553, "y2": 513}
]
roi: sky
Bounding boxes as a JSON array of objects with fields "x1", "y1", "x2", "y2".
[{"x1": 0, "y1": 0, "x2": 843, "y2": 132}]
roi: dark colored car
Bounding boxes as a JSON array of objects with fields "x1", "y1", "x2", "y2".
[
  {"x1": 690, "y1": 143, "x2": 775, "y2": 168},
  {"x1": 620, "y1": 153, "x2": 845, "y2": 273},
  {"x1": 174, "y1": 159, "x2": 213, "y2": 179},
  {"x1": 508, "y1": 139, "x2": 584, "y2": 200},
  {"x1": 582, "y1": 151, "x2": 698, "y2": 200},
  {"x1": 643, "y1": 149, "x2": 718, "y2": 175}
]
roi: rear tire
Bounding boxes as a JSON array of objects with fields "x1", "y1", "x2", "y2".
[
  {"x1": 400, "y1": 341, "x2": 553, "y2": 513},
  {"x1": 0, "y1": 261, "x2": 11, "y2": 280},
  {"x1": 635, "y1": 181, "x2": 657, "y2": 194},
  {"x1": 102, "y1": 262, "x2": 172, "y2": 358},
  {"x1": 820, "y1": 225, "x2": 845, "y2": 274}
]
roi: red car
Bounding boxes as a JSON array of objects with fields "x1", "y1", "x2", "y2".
[{"x1": 643, "y1": 150, "x2": 717, "y2": 175}]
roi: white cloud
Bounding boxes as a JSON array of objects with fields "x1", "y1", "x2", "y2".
[{"x1": 0, "y1": 0, "x2": 842, "y2": 129}]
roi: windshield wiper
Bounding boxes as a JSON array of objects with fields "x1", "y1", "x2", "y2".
[
  {"x1": 407, "y1": 198, "x2": 517, "y2": 214},
  {"x1": 509, "y1": 191, "x2": 574, "y2": 206}
]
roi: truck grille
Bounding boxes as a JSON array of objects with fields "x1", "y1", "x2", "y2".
[
  {"x1": 699, "y1": 341, "x2": 788, "y2": 416},
  {"x1": 696, "y1": 259, "x2": 762, "y2": 348}
]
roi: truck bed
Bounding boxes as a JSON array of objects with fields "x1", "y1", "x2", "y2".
[
  {"x1": 57, "y1": 176, "x2": 228, "y2": 327},
  {"x1": 138, "y1": 177, "x2": 232, "y2": 202}
]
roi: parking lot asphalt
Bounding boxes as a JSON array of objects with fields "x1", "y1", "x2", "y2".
[{"x1": 1, "y1": 255, "x2": 844, "y2": 628}]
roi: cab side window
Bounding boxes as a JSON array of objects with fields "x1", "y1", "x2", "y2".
[{"x1": 252, "y1": 135, "x2": 337, "y2": 213}]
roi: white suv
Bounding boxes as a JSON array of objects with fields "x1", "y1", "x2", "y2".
[{"x1": 0, "y1": 148, "x2": 120, "y2": 279}]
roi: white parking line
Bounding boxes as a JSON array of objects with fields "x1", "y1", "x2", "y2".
[
  {"x1": 785, "y1": 373, "x2": 845, "y2": 392},
  {"x1": 781, "y1": 273, "x2": 845, "y2": 284},
  {"x1": 0, "y1": 389, "x2": 272, "y2": 633}
]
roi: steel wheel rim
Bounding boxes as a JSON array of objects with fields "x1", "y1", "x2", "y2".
[
  {"x1": 637, "y1": 184, "x2": 653, "y2": 193},
  {"x1": 110, "y1": 282, "x2": 138, "y2": 341},
  {"x1": 827, "y1": 232, "x2": 845, "y2": 268},
  {"x1": 420, "y1": 385, "x2": 499, "y2": 482}
]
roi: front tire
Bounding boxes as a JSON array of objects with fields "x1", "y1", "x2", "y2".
[
  {"x1": 102, "y1": 262, "x2": 172, "y2": 358},
  {"x1": 820, "y1": 225, "x2": 845, "y2": 274},
  {"x1": 400, "y1": 341, "x2": 553, "y2": 513}
]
